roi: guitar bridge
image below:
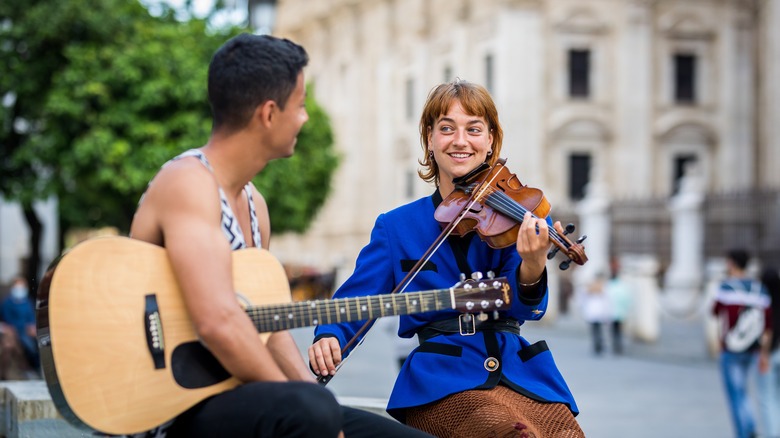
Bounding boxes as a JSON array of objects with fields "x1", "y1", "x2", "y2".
[{"x1": 144, "y1": 294, "x2": 166, "y2": 369}]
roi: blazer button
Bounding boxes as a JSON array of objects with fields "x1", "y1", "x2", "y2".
[{"x1": 484, "y1": 357, "x2": 499, "y2": 371}]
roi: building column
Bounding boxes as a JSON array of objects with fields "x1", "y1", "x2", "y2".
[
  {"x1": 663, "y1": 164, "x2": 705, "y2": 314},
  {"x1": 574, "y1": 167, "x2": 611, "y2": 287}
]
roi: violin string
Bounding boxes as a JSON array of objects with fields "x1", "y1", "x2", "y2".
[
  {"x1": 485, "y1": 190, "x2": 568, "y2": 247},
  {"x1": 326, "y1": 164, "x2": 505, "y2": 378}
]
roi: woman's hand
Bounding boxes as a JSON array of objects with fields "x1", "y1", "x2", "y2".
[
  {"x1": 516, "y1": 212, "x2": 563, "y2": 284},
  {"x1": 308, "y1": 337, "x2": 342, "y2": 377}
]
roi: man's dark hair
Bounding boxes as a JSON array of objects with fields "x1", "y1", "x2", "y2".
[
  {"x1": 208, "y1": 33, "x2": 309, "y2": 133},
  {"x1": 727, "y1": 248, "x2": 750, "y2": 270}
]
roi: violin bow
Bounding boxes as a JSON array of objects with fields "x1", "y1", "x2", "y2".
[{"x1": 317, "y1": 163, "x2": 504, "y2": 385}]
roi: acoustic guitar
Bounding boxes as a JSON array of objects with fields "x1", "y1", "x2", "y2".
[{"x1": 36, "y1": 236, "x2": 513, "y2": 435}]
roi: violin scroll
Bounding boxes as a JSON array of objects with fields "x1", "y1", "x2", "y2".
[{"x1": 547, "y1": 223, "x2": 588, "y2": 270}]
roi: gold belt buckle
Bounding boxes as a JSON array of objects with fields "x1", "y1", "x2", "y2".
[{"x1": 458, "y1": 313, "x2": 476, "y2": 336}]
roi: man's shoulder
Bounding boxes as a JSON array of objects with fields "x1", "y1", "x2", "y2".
[
  {"x1": 144, "y1": 157, "x2": 218, "y2": 200},
  {"x1": 131, "y1": 156, "x2": 220, "y2": 242}
]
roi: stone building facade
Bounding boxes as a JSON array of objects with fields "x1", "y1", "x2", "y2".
[{"x1": 269, "y1": 0, "x2": 780, "y2": 294}]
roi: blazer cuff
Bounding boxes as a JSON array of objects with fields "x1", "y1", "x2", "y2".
[{"x1": 515, "y1": 265, "x2": 547, "y2": 306}]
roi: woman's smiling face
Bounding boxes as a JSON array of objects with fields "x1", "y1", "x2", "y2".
[{"x1": 428, "y1": 101, "x2": 493, "y2": 192}]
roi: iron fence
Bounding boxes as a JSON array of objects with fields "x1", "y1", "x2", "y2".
[{"x1": 604, "y1": 190, "x2": 780, "y2": 270}]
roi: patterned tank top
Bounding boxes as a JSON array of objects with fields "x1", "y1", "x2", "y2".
[
  {"x1": 140, "y1": 148, "x2": 263, "y2": 249},
  {"x1": 171, "y1": 149, "x2": 262, "y2": 249}
]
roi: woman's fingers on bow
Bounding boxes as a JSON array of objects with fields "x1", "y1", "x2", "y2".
[{"x1": 308, "y1": 337, "x2": 342, "y2": 376}]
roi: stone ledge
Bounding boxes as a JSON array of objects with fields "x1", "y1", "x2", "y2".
[
  {"x1": 0, "y1": 380, "x2": 89, "y2": 438},
  {"x1": 0, "y1": 380, "x2": 391, "y2": 437}
]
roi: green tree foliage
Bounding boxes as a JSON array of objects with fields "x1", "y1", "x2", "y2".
[{"x1": 1, "y1": 0, "x2": 338, "y2": 239}]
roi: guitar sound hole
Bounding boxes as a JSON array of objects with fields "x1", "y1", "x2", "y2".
[{"x1": 171, "y1": 342, "x2": 231, "y2": 389}]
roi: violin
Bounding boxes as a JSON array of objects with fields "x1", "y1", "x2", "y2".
[{"x1": 434, "y1": 158, "x2": 588, "y2": 270}]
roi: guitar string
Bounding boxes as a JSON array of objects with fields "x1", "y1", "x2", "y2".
[
  {"x1": 247, "y1": 290, "x2": 447, "y2": 330},
  {"x1": 246, "y1": 281, "x2": 507, "y2": 331}
]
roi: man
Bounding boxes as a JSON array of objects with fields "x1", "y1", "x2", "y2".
[
  {"x1": 130, "y1": 33, "x2": 432, "y2": 438},
  {"x1": 712, "y1": 249, "x2": 771, "y2": 438},
  {"x1": 0, "y1": 276, "x2": 39, "y2": 372}
]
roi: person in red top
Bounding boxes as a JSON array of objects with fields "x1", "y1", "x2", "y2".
[{"x1": 712, "y1": 249, "x2": 771, "y2": 438}]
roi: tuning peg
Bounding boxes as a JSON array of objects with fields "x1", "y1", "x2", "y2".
[
  {"x1": 493, "y1": 310, "x2": 500, "y2": 319},
  {"x1": 548, "y1": 224, "x2": 576, "y2": 260},
  {"x1": 460, "y1": 273, "x2": 467, "y2": 282},
  {"x1": 477, "y1": 312, "x2": 488, "y2": 322},
  {"x1": 577, "y1": 235, "x2": 587, "y2": 244},
  {"x1": 559, "y1": 259, "x2": 571, "y2": 270},
  {"x1": 486, "y1": 271, "x2": 495, "y2": 279},
  {"x1": 471, "y1": 271, "x2": 483, "y2": 281}
]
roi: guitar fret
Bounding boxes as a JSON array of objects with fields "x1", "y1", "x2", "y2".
[{"x1": 355, "y1": 297, "x2": 363, "y2": 320}]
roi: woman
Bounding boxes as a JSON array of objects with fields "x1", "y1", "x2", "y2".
[{"x1": 309, "y1": 80, "x2": 583, "y2": 437}]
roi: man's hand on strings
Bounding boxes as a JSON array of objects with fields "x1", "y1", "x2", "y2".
[{"x1": 308, "y1": 337, "x2": 342, "y2": 377}]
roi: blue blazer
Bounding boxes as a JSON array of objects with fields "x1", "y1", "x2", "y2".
[{"x1": 314, "y1": 194, "x2": 579, "y2": 422}]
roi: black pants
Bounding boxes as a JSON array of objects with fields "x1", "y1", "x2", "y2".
[
  {"x1": 166, "y1": 381, "x2": 434, "y2": 438},
  {"x1": 590, "y1": 321, "x2": 604, "y2": 354},
  {"x1": 611, "y1": 320, "x2": 624, "y2": 354}
]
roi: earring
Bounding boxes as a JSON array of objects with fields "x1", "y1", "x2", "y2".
[
  {"x1": 428, "y1": 150, "x2": 434, "y2": 159},
  {"x1": 487, "y1": 151, "x2": 493, "y2": 156}
]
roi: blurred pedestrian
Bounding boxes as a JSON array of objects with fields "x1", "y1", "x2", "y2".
[
  {"x1": 578, "y1": 272, "x2": 611, "y2": 355},
  {"x1": 605, "y1": 258, "x2": 632, "y2": 355},
  {"x1": 712, "y1": 249, "x2": 771, "y2": 438},
  {"x1": 757, "y1": 266, "x2": 780, "y2": 438},
  {"x1": 0, "y1": 276, "x2": 39, "y2": 373}
]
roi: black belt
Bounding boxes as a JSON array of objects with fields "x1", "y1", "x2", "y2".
[{"x1": 417, "y1": 315, "x2": 520, "y2": 344}]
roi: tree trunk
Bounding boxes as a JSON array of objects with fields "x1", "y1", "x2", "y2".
[{"x1": 21, "y1": 201, "x2": 42, "y2": 300}]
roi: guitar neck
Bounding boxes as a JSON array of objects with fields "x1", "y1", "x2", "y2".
[{"x1": 246, "y1": 289, "x2": 452, "y2": 332}]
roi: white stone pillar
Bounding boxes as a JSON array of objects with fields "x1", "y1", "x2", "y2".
[
  {"x1": 574, "y1": 168, "x2": 611, "y2": 289},
  {"x1": 663, "y1": 165, "x2": 705, "y2": 314},
  {"x1": 623, "y1": 254, "x2": 660, "y2": 343}
]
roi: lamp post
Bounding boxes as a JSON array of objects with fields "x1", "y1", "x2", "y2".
[{"x1": 248, "y1": 0, "x2": 278, "y2": 35}]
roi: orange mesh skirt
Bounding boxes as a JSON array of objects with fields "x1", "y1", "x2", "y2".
[{"x1": 405, "y1": 385, "x2": 585, "y2": 438}]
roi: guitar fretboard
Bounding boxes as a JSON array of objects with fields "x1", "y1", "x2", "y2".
[{"x1": 246, "y1": 289, "x2": 452, "y2": 332}]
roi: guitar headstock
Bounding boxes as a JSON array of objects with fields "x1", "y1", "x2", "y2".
[{"x1": 450, "y1": 272, "x2": 512, "y2": 314}]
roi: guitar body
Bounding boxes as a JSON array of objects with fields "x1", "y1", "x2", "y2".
[{"x1": 36, "y1": 236, "x2": 292, "y2": 435}]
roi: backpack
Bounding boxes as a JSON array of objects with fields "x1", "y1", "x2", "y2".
[{"x1": 724, "y1": 280, "x2": 765, "y2": 353}]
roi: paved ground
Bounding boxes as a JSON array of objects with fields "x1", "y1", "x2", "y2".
[{"x1": 291, "y1": 312, "x2": 737, "y2": 438}]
